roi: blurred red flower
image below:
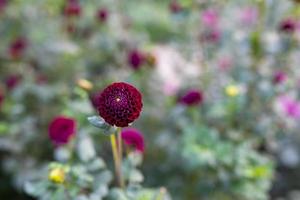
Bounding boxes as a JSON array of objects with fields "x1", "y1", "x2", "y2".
[
  {"x1": 64, "y1": 0, "x2": 81, "y2": 17},
  {"x1": 97, "y1": 82, "x2": 143, "y2": 127},
  {"x1": 5, "y1": 74, "x2": 21, "y2": 91},
  {"x1": 96, "y1": 8, "x2": 108, "y2": 23},
  {"x1": 178, "y1": 89, "x2": 203, "y2": 106},
  {"x1": 48, "y1": 116, "x2": 76, "y2": 145},
  {"x1": 9, "y1": 37, "x2": 27, "y2": 59},
  {"x1": 127, "y1": 49, "x2": 145, "y2": 70},
  {"x1": 121, "y1": 128, "x2": 145, "y2": 153},
  {"x1": 279, "y1": 18, "x2": 297, "y2": 33},
  {"x1": 169, "y1": 0, "x2": 182, "y2": 14},
  {"x1": 0, "y1": 89, "x2": 4, "y2": 109}
]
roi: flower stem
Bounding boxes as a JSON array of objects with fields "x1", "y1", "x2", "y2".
[
  {"x1": 117, "y1": 128, "x2": 124, "y2": 188},
  {"x1": 110, "y1": 133, "x2": 121, "y2": 187},
  {"x1": 110, "y1": 130, "x2": 124, "y2": 188}
]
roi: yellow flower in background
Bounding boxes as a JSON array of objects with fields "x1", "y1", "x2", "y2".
[
  {"x1": 225, "y1": 85, "x2": 240, "y2": 97},
  {"x1": 77, "y1": 79, "x2": 93, "y2": 91},
  {"x1": 48, "y1": 167, "x2": 65, "y2": 184}
]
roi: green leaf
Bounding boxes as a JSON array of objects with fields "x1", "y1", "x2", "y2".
[{"x1": 87, "y1": 116, "x2": 117, "y2": 136}]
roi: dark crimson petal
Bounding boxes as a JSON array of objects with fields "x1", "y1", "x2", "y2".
[
  {"x1": 121, "y1": 128, "x2": 145, "y2": 153},
  {"x1": 48, "y1": 116, "x2": 76, "y2": 145},
  {"x1": 97, "y1": 82, "x2": 143, "y2": 127}
]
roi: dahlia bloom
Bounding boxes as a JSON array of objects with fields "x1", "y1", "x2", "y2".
[
  {"x1": 121, "y1": 128, "x2": 144, "y2": 153},
  {"x1": 64, "y1": 0, "x2": 81, "y2": 17},
  {"x1": 5, "y1": 74, "x2": 21, "y2": 91},
  {"x1": 127, "y1": 49, "x2": 145, "y2": 70},
  {"x1": 239, "y1": 7, "x2": 258, "y2": 26},
  {"x1": 278, "y1": 95, "x2": 300, "y2": 119},
  {"x1": 279, "y1": 18, "x2": 297, "y2": 33},
  {"x1": 201, "y1": 9, "x2": 219, "y2": 28},
  {"x1": 48, "y1": 116, "x2": 76, "y2": 145},
  {"x1": 96, "y1": 8, "x2": 108, "y2": 23},
  {"x1": 169, "y1": 0, "x2": 182, "y2": 14},
  {"x1": 273, "y1": 71, "x2": 287, "y2": 84},
  {"x1": 9, "y1": 37, "x2": 27, "y2": 59},
  {"x1": 97, "y1": 82, "x2": 143, "y2": 127},
  {"x1": 178, "y1": 89, "x2": 203, "y2": 106}
]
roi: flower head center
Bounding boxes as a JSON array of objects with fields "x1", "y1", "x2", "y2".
[{"x1": 116, "y1": 97, "x2": 121, "y2": 102}]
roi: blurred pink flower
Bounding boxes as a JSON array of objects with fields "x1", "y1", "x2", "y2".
[
  {"x1": 0, "y1": 0, "x2": 7, "y2": 12},
  {"x1": 239, "y1": 7, "x2": 258, "y2": 26},
  {"x1": 121, "y1": 128, "x2": 145, "y2": 153},
  {"x1": 201, "y1": 9, "x2": 219, "y2": 28},
  {"x1": 273, "y1": 71, "x2": 287, "y2": 84},
  {"x1": 218, "y1": 57, "x2": 232, "y2": 71},
  {"x1": 278, "y1": 95, "x2": 300, "y2": 119},
  {"x1": 163, "y1": 82, "x2": 179, "y2": 96},
  {"x1": 48, "y1": 116, "x2": 77, "y2": 145}
]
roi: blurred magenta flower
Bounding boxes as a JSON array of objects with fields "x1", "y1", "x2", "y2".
[
  {"x1": 169, "y1": 0, "x2": 182, "y2": 14},
  {"x1": 64, "y1": 0, "x2": 81, "y2": 17},
  {"x1": 202, "y1": 29, "x2": 221, "y2": 43},
  {"x1": 48, "y1": 116, "x2": 76, "y2": 145},
  {"x1": 5, "y1": 74, "x2": 21, "y2": 91},
  {"x1": 121, "y1": 128, "x2": 145, "y2": 153},
  {"x1": 279, "y1": 18, "x2": 297, "y2": 33},
  {"x1": 178, "y1": 89, "x2": 203, "y2": 106},
  {"x1": 273, "y1": 71, "x2": 287, "y2": 84},
  {"x1": 96, "y1": 8, "x2": 108, "y2": 23},
  {"x1": 127, "y1": 49, "x2": 145, "y2": 70},
  {"x1": 201, "y1": 9, "x2": 219, "y2": 28},
  {"x1": 0, "y1": 89, "x2": 4, "y2": 109},
  {"x1": 9, "y1": 37, "x2": 27, "y2": 59},
  {"x1": 97, "y1": 82, "x2": 143, "y2": 127},
  {"x1": 278, "y1": 95, "x2": 300, "y2": 119},
  {"x1": 239, "y1": 7, "x2": 258, "y2": 26},
  {"x1": 0, "y1": 0, "x2": 7, "y2": 12}
]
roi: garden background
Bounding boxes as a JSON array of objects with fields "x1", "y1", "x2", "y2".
[{"x1": 1, "y1": 0, "x2": 300, "y2": 199}]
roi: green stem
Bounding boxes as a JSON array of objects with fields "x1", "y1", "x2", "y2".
[{"x1": 117, "y1": 127, "x2": 125, "y2": 188}]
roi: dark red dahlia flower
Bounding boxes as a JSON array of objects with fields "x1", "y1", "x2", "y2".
[
  {"x1": 97, "y1": 82, "x2": 143, "y2": 127},
  {"x1": 127, "y1": 49, "x2": 145, "y2": 70},
  {"x1": 5, "y1": 74, "x2": 21, "y2": 91},
  {"x1": 121, "y1": 128, "x2": 144, "y2": 153},
  {"x1": 96, "y1": 8, "x2": 108, "y2": 23},
  {"x1": 9, "y1": 37, "x2": 27, "y2": 59},
  {"x1": 273, "y1": 71, "x2": 287, "y2": 84},
  {"x1": 178, "y1": 89, "x2": 203, "y2": 106},
  {"x1": 48, "y1": 116, "x2": 76, "y2": 145},
  {"x1": 64, "y1": 0, "x2": 81, "y2": 17},
  {"x1": 279, "y1": 18, "x2": 297, "y2": 33}
]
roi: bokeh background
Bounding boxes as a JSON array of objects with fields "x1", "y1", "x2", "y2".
[{"x1": 1, "y1": 0, "x2": 300, "y2": 199}]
